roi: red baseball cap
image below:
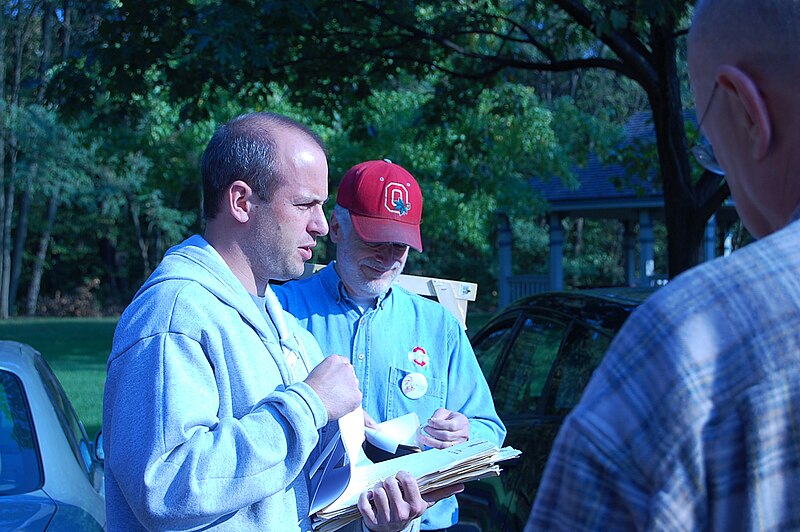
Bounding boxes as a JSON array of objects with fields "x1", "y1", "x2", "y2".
[{"x1": 336, "y1": 159, "x2": 424, "y2": 252}]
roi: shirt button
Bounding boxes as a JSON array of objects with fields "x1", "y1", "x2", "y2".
[{"x1": 357, "y1": 353, "x2": 365, "y2": 360}]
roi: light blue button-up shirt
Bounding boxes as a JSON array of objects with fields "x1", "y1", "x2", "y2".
[{"x1": 275, "y1": 262, "x2": 506, "y2": 530}]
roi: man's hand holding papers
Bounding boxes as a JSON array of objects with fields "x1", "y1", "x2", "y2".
[
  {"x1": 357, "y1": 470, "x2": 463, "y2": 532},
  {"x1": 310, "y1": 408, "x2": 521, "y2": 531}
]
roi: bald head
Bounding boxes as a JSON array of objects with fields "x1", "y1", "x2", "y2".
[
  {"x1": 201, "y1": 112, "x2": 326, "y2": 219},
  {"x1": 690, "y1": 0, "x2": 800, "y2": 79},
  {"x1": 689, "y1": 0, "x2": 800, "y2": 238}
]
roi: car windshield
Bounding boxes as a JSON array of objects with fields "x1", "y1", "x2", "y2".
[{"x1": 0, "y1": 371, "x2": 43, "y2": 494}]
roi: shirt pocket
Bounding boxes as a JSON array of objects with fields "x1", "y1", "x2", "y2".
[{"x1": 386, "y1": 366, "x2": 445, "y2": 420}]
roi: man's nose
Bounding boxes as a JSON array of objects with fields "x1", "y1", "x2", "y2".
[
  {"x1": 310, "y1": 206, "x2": 329, "y2": 237},
  {"x1": 375, "y1": 244, "x2": 396, "y2": 264}
]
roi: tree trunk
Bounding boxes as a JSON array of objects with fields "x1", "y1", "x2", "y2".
[
  {"x1": 648, "y1": 20, "x2": 718, "y2": 277},
  {"x1": 11, "y1": 2, "x2": 55, "y2": 314},
  {"x1": 9, "y1": 175, "x2": 32, "y2": 310},
  {"x1": 547, "y1": 0, "x2": 727, "y2": 278},
  {"x1": 127, "y1": 192, "x2": 151, "y2": 276},
  {"x1": 22, "y1": 0, "x2": 74, "y2": 316},
  {"x1": 61, "y1": 0, "x2": 71, "y2": 61},
  {"x1": 0, "y1": 6, "x2": 26, "y2": 319},
  {"x1": 37, "y1": 2, "x2": 53, "y2": 102},
  {"x1": 0, "y1": 14, "x2": 6, "y2": 319},
  {"x1": 26, "y1": 192, "x2": 58, "y2": 316},
  {"x1": 98, "y1": 236, "x2": 122, "y2": 295}
]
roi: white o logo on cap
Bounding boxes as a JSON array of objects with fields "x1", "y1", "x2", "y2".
[{"x1": 385, "y1": 182, "x2": 411, "y2": 215}]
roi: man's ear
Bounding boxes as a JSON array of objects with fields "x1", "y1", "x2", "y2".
[
  {"x1": 228, "y1": 180, "x2": 254, "y2": 224},
  {"x1": 329, "y1": 210, "x2": 342, "y2": 244},
  {"x1": 717, "y1": 65, "x2": 772, "y2": 160}
]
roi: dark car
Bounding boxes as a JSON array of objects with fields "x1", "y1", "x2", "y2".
[
  {"x1": 455, "y1": 288, "x2": 655, "y2": 532},
  {"x1": 0, "y1": 341, "x2": 105, "y2": 531}
]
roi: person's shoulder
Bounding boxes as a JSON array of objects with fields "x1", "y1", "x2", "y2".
[
  {"x1": 390, "y1": 283, "x2": 462, "y2": 324},
  {"x1": 273, "y1": 276, "x2": 314, "y2": 298},
  {"x1": 276, "y1": 273, "x2": 321, "y2": 291},
  {"x1": 112, "y1": 278, "x2": 212, "y2": 359},
  {"x1": 594, "y1": 233, "x2": 799, "y2": 398},
  {"x1": 131, "y1": 275, "x2": 201, "y2": 307},
  {"x1": 273, "y1": 276, "x2": 321, "y2": 310},
  {"x1": 391, "y1": 283, "x2": 436, "y2": 307},
  {"x1": 274, "y1": 264, "x2": 331, "y2": 297},
  {"x1": 644, "y1": 224, "x2": 800, "y2": 319},
  {"x1": 124, "y1": 278, "x2": 223, "y2": 330}
]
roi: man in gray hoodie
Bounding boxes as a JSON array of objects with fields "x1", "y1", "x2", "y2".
[{"x1": 103, "y1": 112, "x2": 449, "y2": 531}]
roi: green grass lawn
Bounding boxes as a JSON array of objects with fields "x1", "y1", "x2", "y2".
[{"x1": 0, "y1": 317, "x2": 116, "y2": 437}]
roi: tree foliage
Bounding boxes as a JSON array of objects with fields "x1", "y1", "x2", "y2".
[
  {"x1": 0, "y1": 0, "x2": 736, "y2": 317},
  {"x1": 308, "y1": 0, "x2": 729, "y2": 276}
]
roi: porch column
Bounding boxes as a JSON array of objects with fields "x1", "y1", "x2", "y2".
[
  {"x1": 497, "y1": 213, "x2": 513, "y2": 309},
  {"x1": 639, "y1": 210, "x2": 655, "y2": 284},
  {"x1": 623, "y1": 220, "x2": 636, "y2": 286},
  {"x1": 549, "y1": 213, "x2": 564, "y2": 291},
  {"x1": 724, "y1": 224, "x2": 734, "y2": 256},
  {"x1": 704, "y1": 214, "x2": 717, "y2": 261}
]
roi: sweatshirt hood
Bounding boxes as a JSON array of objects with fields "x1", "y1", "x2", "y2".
[{"x1": 110, "y1": 235, "x2": 272, "y2": 364}]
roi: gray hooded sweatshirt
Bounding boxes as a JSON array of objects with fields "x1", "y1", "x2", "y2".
[{"x1": 103, "y1": 235, "x2": 330, "y2": 530}]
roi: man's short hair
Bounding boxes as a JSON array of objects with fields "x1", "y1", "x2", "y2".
[
  {"x1": 200, "y1": 112, "x2": 326, "y2": 219},
  {"x1": 333, "y1": 204, "x2": 355, "y2": 237},
  {"x1": 691, "y1": 0, "x2": 800, "y2": 79}
]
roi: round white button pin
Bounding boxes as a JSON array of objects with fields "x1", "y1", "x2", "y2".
[{"x1": 401, "y1": 372, "x2": 428, "y2": 399}]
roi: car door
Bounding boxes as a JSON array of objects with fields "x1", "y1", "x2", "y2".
[
  {"x1": 459, "y1": 313, "x2": 569, "y2": 531},
  {"x1": 495, "y1": 319, "x2": 615, "y2": 531},
  {"x1": 539, "y1": 320, "x2": 614, "y2": 418},
  {"x1": 469, "y1": 313, "x2": 521, "y2": 384}
]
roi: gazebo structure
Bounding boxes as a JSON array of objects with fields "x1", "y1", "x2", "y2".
[{"x1": 497, "y1": 112, "x2": 738, "y2": 308}]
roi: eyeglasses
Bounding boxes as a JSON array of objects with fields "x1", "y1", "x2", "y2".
[{"x1": 691, "y1": 81, "x2": 725, "y2": 176}]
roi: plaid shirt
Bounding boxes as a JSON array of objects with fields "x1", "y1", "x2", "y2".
[{"x1": 527, "y1": 218, "x2": 800, "y2": 532}]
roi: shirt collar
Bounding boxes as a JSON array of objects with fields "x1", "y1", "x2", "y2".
[{"x1": 317, "y1": 262, "x2": 345, "y2": 304}]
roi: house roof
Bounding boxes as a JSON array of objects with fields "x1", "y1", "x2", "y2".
[
  {"x1": 530, "y1": 111, "x2": 662, "y2": 220},
  {"x1": 530, "y1": 109, "x2": 736, "y2": 222}
]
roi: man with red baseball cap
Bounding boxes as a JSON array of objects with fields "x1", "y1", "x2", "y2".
[
  {"x1": 275, "y1": 159, "x2": 506, "y2": 531},
  {"x1": 335, "y1": 159, "x2": 424, "y2": 252}
]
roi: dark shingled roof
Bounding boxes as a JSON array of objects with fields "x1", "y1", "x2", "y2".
[
  {"x1": 530, "y1": 110, "x2": 664, "y2": 205},
  {"x1": 528, "y1": 109, "x2": 738, "y2": 224},
  {"x1": 531, "y1": 152, "x2": 660, "y2": 202},
  {"x1": 526, "y1": 109, "x2": 724, "y2": 222}
]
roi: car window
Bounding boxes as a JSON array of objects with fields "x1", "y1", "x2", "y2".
[
  {"x1": 0, "y1": 371, "x2": 43, "y2": 494},
  {"x1": 542, "y1": 322, "x2": 613, "y2": 417},
  {"x1": 34, "y1": 357, "x2": 94, "y2": 476},
  {"x1": 471, "y1": 316, "x2": 519, "y2": 382},
  {"x1": 492, "y1": 316, "x2": 567, "y2": 416}
]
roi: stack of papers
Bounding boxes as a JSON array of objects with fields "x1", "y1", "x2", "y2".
[{"x1": 310, "y1": 409, "x2": 521, "y2": 532}]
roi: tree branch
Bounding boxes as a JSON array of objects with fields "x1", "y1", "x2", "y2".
[
  {"x1": 693, "y1": 170, "x2": 730, "y2": 220},
  {"x1": 471, "y1": 9, "x2": 557, "y2": 62},
  {"x1": 348, "y1": 1, "x2": 640, "y2": 83},
  {"x1": 550, "y1": 0, "x2": 660, "y2": 93}
]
